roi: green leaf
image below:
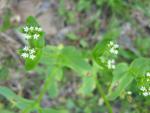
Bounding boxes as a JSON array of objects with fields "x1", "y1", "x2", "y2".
[
  {"x1": 47, "y1": 71, "x2": 59, "y2": 98},
  {"x1": 0, "y1": 109, "x2": 15, "y2": 113},
  {"x1": 129, "y1": 58, "x2": 150, "y2": 77},
  {"x1": 47, "y1": 66, "x2": 63, "y2": 98},
  {"x1": 61, "y1": 46, "x2": 91, "y2": 76},
  {"x1": 40, "y1": 46, "x2": 59, "y2": 66},
  {"x1": 0, "y1": 87, "x2": 17, "y2": 99},
  {"x1": 107, "y1": 72, "x2": 134, "y2": 100},
  {"x1": 0, "y1": 87, "x2": 34, "y2": 110},
  {"x1": 42, "y1": 108, "x2": 68, "y2": 113},
  {"x1": 107, "y1": 63, "x2": 131, "y2": 100},
  {"x1": 112, "y1": 63, "x2": 129, "y2": 84},
  {"x1": 79, "y1": 75, "x2": 96, "y2": 95},
  {"x1": 92, "y1": 38, "x2": 111, "y2": 69},
  {"x1": 78, "y1": 62, "x2": 98, "y2": 95},
  {"x1": 55, "y1": 68, "x2": 63, "y2": 81},
  {"x1": 26, "y1": 16, "x2": 39, "y2": 27}
]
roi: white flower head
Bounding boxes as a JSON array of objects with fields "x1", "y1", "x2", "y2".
[
  {"x1": 108, "y1": 41, "x2": 119, "y2": 55},
  {"x1": 146, "y1": 72, "x2": 150, "y2": 77},
  {"x1": 21, "y1": 46, "x2": 37, "y2": 60},
  {"x1": 114, "y1": 44, "x2": 119, "y2": 48},
  {"x1": 143, "y1": 92, "x2": 149, "y2": 96},
  {"x1": 139, "y1": 86, "x2": 150, "y2": 96},
  {"x1": 29, "y1": 26, "x2": 34, "y2": 31},
  {"x1": 33, "y1": 34, "x2": 39, "y2": 40},
  {"x1": 29, "y1": 54, "x2": 36, "y2": 60},
  {"x1": 111, "y1": 65, "x2": 116, "y2": 69},
  {"x1": 140, "y1": 86, "x2": 146, "y2": 91},
  {"x1": 21, "y1": 53, "x2": 29, "y2": 58},
  {"x1": 24, "y1": 34, "x2": 31, "y2": 40},
  {"x1": 114, "y1": 50, "x2": 118, "y2": 55},
  {"x1": 108, "y1": 41, "x2": 114, "y2": 47},
  {"x1": 127, "y1": 91, "x2": 132, "y2": 95},
  {"x1": 23, "y1": 46, "x2": 29, "y2": 51},
  {"x1": 110, "y1": 48, "x2": 118, "y2": 55},
  {"x1": 107, "y1": 59, "x2": 116, "y2": 69},
  {"x1": 37, "y1": 27, "x2": 42, "y2": 32},
  {"x1": 35, "y1": 27, "x2": 39, "y2": 31},
  {"x1": 29, "y1": 48, "x2": 35, "y2": 54},
  {"x1": 24, "y1": 26, "x2": 29, "y2": 32}
]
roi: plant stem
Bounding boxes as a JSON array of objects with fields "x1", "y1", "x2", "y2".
[
  {"x1": 96, "y1": 78, "x2": 113, "y2": 113},
  {"x1": 37, "y1": 67, "x2": 58, "y2": 103}
]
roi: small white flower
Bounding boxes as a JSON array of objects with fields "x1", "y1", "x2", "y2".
[
  {"x1": 107, "y1": 60, "x2": 111, "y2": 69},
  {"x1": 111, "y1": 65, "x2": 116, "y2": 69},
  {"x1": 146, "y1": 72, "x2": 150, "y2": 77},
  {"x1": 98, "y1": 98, "x2": 104, "y2": 106},
  {"x1": 114, "y1": 44, "x2": 119, "y2": 48},
  {"x1": 35, "y1": 27, "x2": 39, "y2": 31},
  {"x1": 23, "y1": 46, "x2": 29, "y2": 51},
  {"x1": 29, "y1": 49, "x2": 35, "y2": 54},
  {"x1": 29, "y1": 26, "x2": 34, "y2": 31},
  {"x1": 33, "y1": 34, "x2": 39, "y2": 40},
  {"x1": 114, "y1": 50, "x2": 118, "y2": 55},
  {"x1": 108, "y1": 41, "x2": 119, "y2": 55},
  {"x1": 110, "y1": 48, "x2": 115, "y2": 53},
  {"x1": 107, "y1": 64, "x2": 111, "y2": 69},
  {"x1": 127, "y1": 91, "x2": 132, "y2": 95},
  {"x1": 140, "y1": 86, "x2": 146, "y2": 91},
  {"x1": 21, "y1": 53, "x2": 29, "y2": 58},
  {"x1": 108, "y1": 41, "x2": 114, "y2": 47},
  {"x1": 143, "y1": 92, "x2": 149, "y2": 96},
  {"x1": 111, "y1": 59, "x2": 115, "y2": 63},
  {"x1": 107, "y1": 59, "x2": 115, "y2": 69},
  {"x1": 24, "y1": 34, "x2": 31, "y2": 40},
  {"x1": 24, "y1": 26, "x2": 29, "y2": 32},
  {"x1": 110, "y1": 48, "x2": 118, "y2": 55},
  {"x1": 29, "y1": 54, "x2": 36, "y2": 60},
  {"x1": 37, "y1": 27, "x2": 42, "y2": 32}
]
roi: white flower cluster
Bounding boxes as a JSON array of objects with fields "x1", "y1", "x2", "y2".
[
  {"x1": 140, "y1": 86, "x2": 150, "y2": 96},
  {"x1": 146, "y1": 72, "x2": 150, "y2": 80},
  {"x1": 108, "y1": 41, "x2": 119, "y2": 55},
  {"x1": 20, "y1": 26, "x2": 43, "y2": 60},
  {"x1": 139, "y1": 72, "x2": 150, "y2": 96},
  {"x1": 106, "y1": 41, "x2": 119, "y2": 69},
  {"x1": 21, "y1": 46, "x2": 36, "y2": 60},
  {"x1": 23, "y1": 26, "x2": 42, "y2": 40},
  {"x1": 107, "y1": 59, "x2": 115, "y2": 69}
]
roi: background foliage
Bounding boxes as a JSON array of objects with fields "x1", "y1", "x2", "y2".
[{"x1": 0, "y1": 0, "x2": 150, "y2": 113}]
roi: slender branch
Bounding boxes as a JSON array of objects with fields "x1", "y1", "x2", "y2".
[
  {"x1": 37, "y1": 67, "x2": 58, "y2": 103},
  {"x1": 96, "y1": 78, "x2": 113, "y2": 113}
]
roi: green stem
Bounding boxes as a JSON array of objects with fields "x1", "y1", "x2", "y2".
[
  {"x1": 96, "y1": 79, "x2": 113, "y2": 113},
  {"x1": 37, "y1": 67, "x2": 58, "y2": 103}
]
